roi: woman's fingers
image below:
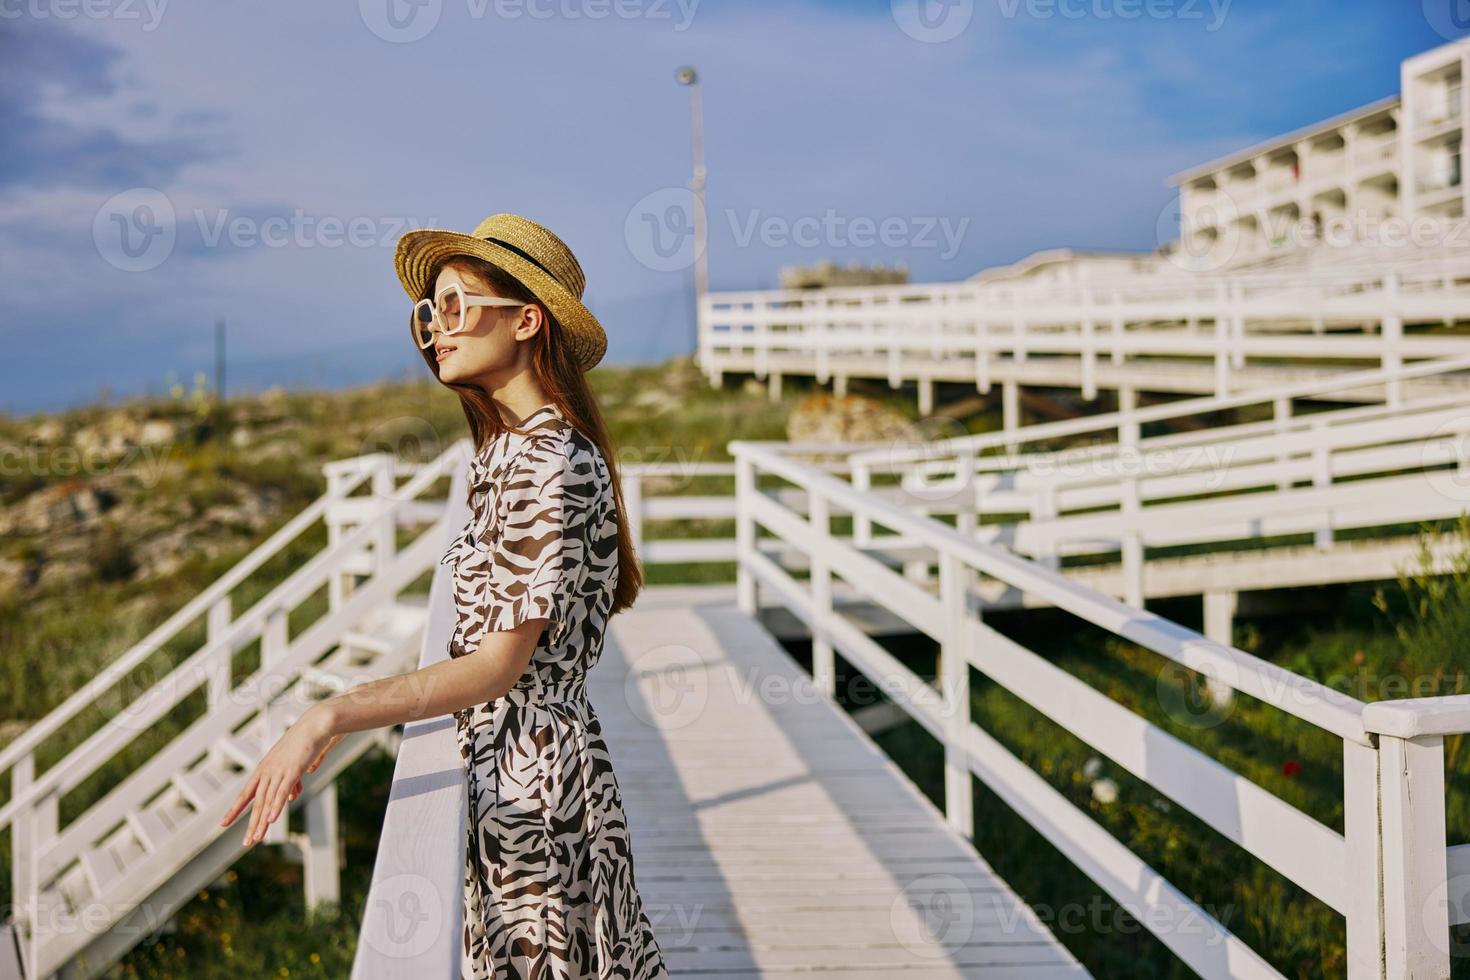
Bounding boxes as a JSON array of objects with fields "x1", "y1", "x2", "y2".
[
  {"x1": 219, "y1": 772, "x2": 260, "y2": 828},
  {"x1": 245, "y1": 774, "x2": 280, "y2": 846}
]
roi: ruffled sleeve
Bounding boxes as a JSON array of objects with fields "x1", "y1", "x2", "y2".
[{"x1": 477, "y1": 430, "x2": 588, "y2": 647}]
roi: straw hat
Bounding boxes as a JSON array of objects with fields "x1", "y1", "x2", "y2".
[{"x1": 394, "y1": 213, "x2": 607, "y2": 371}]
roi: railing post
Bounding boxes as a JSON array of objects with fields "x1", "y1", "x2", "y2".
[
  {"x1": 20, "y1": 781, "x2": 58, "y2": 977},
  {"x1": 1120, "y1": 398, "x2": 1144, "y2": 608},
  {"x1": 1382, "y1": 273, "x2": 1403, "y2": 408},
  {"x1": 262, "y1": 606, "x2": 291, "y2": 845},
  {"x1": 734, "y1": 449, "x2": 758, "y2": 616},
  {"x1": 939, "y1": 551, "x2": 974, "y2": 840},
  {"x1": 1214, "y1": 281, "x2": 1230, "y2": 396},
  {"x1": 809, "y1": 493, "x2": 835, "y2": 698},
  {"x1": 1313, "y1": 433, "x2": 1334, "y2": 550},
  {"x1": 695, "y1": 291, "x2": 710, "y2": 373},
  {"x1": 325, "y1": 465, "x2": 351, "y2": 612},
  {"x1": 622, "y1": 470, "x2": 644, "y2": 557},
  {"x1": 852, "y1": 462, "x2": 872, "y2": 548},
  {"x1": 1110, "y1": 287, "x2": 1125, "y2": 365},
  {"x1": 372, "y1": 455, "x2": 396, "y2": 575},
  {"x1": 1230, "y1": 280, "x2": 1246, "y2": 370},
  {"x1": 1032, "y1": 483, "x2": 1059, "y2": 571},
  {"x1": 1273, "y1": 396, "x2": 1293, "y2": 492},
  {"x1": 815, "y1": 296, "x2": 830, "y2": 384},
  {"x1": 974, "y1": 316, "x2": 991, "y2": 394},
  {"x1": 297, "y1": 782, "x2": 341, "y2": 913},
  {"x1": 11, "y1": 755, "x2": 34, "y2": 939},
  {"x1": 1342, "y1": 737, "x2": 1386, "y2": 980},
  {"x1": 1377, "y1": 731, "x2": 1451, "y2": 977},
  {"x1": 206, "y1": 595, "x2": 233, "y2": 708},
  {"x1": 1080, "y1": 285, "x2": 1097, "y2": 400}
]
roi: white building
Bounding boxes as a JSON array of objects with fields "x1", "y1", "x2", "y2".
[{"x1": 1170, "y1": 37, "x2": 1468, "y2": 268}]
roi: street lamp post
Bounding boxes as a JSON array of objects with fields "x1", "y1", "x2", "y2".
[{"x1": 676, "y1": 65, "x2": 708, "y2": 362}]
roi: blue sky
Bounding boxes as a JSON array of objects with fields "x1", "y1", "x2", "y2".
[{"x1": 0, "y1": 0, "x2": 1454, "y2": 412}]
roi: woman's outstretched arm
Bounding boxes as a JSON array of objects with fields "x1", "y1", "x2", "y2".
[{"x1": 219, "y1": 616, "x2": 547, "y2": 847}]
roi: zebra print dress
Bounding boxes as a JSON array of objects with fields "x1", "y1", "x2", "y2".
[{"x1": 439, "y1": 402, "x2": 669, "y2": 980}]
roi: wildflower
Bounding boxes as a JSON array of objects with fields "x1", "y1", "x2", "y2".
[
  {"x1": 1282, "y1": 759, "x2": 1302, "y2": 778},
  {"x1": 1091, "y1": 778, "x2": 1119, "y2": 804}
]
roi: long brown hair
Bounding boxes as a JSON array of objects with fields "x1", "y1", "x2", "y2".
[{"x1": 414, "y1": 255, "x2": 643, "y2": 616}]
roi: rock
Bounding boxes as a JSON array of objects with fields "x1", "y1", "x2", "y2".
[
  {"x1": 631, "y1": 388, "x2": 680, "y2": 414},
  {"x1": 32, "y1": 420, "x2": 64, "y2": 444},
  {"x1": 786, "y1": 392, "x2": 912, "y2": 445},
  {"x1": 139, "y1": 419, "x2": 177, "y2": 447}
]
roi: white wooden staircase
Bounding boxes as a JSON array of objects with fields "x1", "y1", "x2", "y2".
[{"x1": 0, "y1": 441, "x2": 470, "y2": 979}]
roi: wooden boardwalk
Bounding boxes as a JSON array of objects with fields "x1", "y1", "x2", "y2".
[{"x1": 594, "y1": 585, "x2": 1090, "y2": 978}]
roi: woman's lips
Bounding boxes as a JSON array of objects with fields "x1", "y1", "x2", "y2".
[{"x1": 436, "y1": 346, "x2": 455, "y2": 362}]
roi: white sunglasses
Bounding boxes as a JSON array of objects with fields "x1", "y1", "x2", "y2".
[{"x1": 412, "y1": 282, "x2": 527, "y2": 349}]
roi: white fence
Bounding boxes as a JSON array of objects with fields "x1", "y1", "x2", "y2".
[
  {"x1": 699, "y1": 267, "x2": 1470, "y2": 411},
  {"x1": 730, "y1": 436, "x2": 1468, "y2": 978},
  {"x1": 1, "y1": 444, "x2": 460, "y2": 978}
]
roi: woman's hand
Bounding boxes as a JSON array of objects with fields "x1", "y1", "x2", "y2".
[{"x1": 219, "y1": 703, "x2": 336, "y2": 847}]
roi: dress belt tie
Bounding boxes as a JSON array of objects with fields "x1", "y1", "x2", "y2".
[{"x1": 500, "y1": 673, "x2": 587, "y2": 706}]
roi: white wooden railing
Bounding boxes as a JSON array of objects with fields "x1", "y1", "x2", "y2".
[
  {"x1": 729, "y1": 436, "x2": 1468, "y2": 978},
  {"x1": 698, "y1": 267, "x2": 1470, "y2": 408},
  {"x1": 830, "y1": 354, "x2": 1470, "y2": 607},
  {"x1": 2, "y1": 443, "x2": 461, "y2": 978}
]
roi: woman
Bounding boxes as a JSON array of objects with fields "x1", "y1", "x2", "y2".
[{"x1": 220, "y1": 213, "x2": 671, "y2": 980}]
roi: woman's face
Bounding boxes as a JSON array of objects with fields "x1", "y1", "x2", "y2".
[{"x1": 427, "y1": 262, "x2": 541, "y2": 386}]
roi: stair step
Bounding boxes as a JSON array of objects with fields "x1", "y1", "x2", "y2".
[
  {"x1": 80, "y1": 844, "x2": 125, "y2": 897},
  {"x1": 174, "y1": 767, "x2": 226, "y2": 812},
  {"x1": 340, "y1": 629, "x2": 395, "y2": 659},
  {"x1": 218, "y1": 731, "x2": 264, "y2": 769},
  {"x1": 127, "y1": 806, "x2": 174, "y2": 854},
  {"x1": 300, "y1": 662, "x2": 385, "y2": 697}
]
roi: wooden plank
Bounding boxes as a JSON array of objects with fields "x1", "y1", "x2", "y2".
[{"x1": 599, "y1": 593, "x2": 1089, "y2": 977}]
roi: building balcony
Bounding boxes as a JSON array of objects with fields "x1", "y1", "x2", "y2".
[
  {"x1": 1414, "y1": 85, "x2": 1463, "y2": 134},
  {"x1": 1350, "y1": 132, "x2": 1400, "y2": 173}
]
